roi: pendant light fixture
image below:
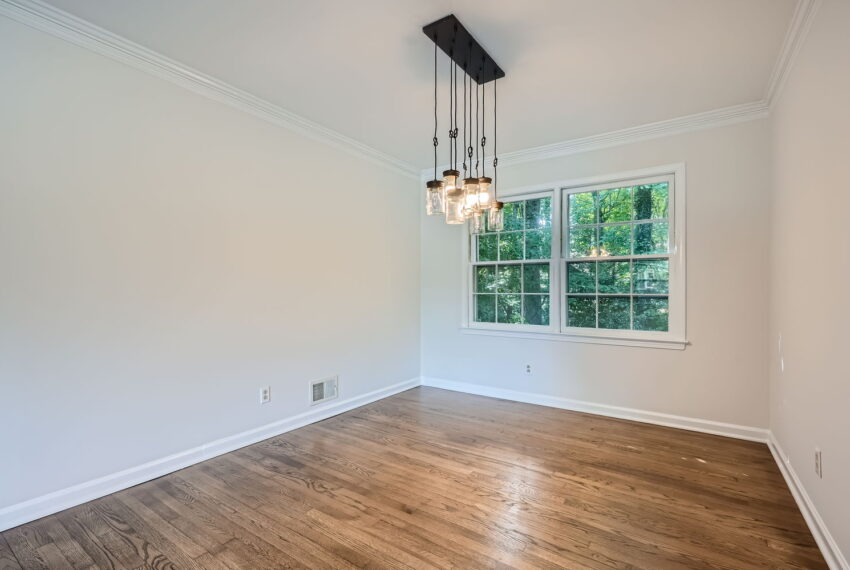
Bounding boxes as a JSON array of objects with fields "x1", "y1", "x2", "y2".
[
  {"x1": 423, "y1": 15, "x2": 504, "y2": 230},
  {"x1": 488, "y1": 77, "x2": 504, "y2": 231}
]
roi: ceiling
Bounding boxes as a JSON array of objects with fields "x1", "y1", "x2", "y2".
[{"x1": 43, "y1": 0, "x2": 797, "y2": 168}]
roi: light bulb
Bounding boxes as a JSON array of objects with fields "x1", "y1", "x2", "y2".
[
  {"x1": 445, "y1": 187, "x2": 465, "y2": 224},
  {"x1": 477, "y1": 177, "x2": 494, "y2": 210},
  {"x1": 442, "y1": 169, "x2": 459, "y2": 193},
  {"x1": 425, "y1": 180, "x2": 445, "y2": 215}
]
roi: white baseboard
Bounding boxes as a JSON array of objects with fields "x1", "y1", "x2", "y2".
[
  {"x1": 420, "y1": 377, "x2": 769, "y2": 442},
  {"x1": 767, "y1": 433, "x2": 848, "y2": 570},
  {"x1": 0, "y1": 377, "x2": 420, "y2": 532}
]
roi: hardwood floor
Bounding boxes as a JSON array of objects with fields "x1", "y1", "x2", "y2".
[{"x1": 2, "y1": 387, "x2": 826, "y2": 569}]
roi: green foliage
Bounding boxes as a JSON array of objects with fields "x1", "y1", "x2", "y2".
[
  {"x1": 523, "y1": 264, "x2": 549, "y2": 293},
  {"x1": 634, "y1": 259, "x2": 669, "y2": 294},
  {"x1": 599, "y1": 225, "x2": 631, "y2": 256},
  {"x1": 525, "y1": 230, "x2": 550, "y2": 259},
  {"x1": 634, "y1": 222, "x2": 668, "y2": 255},
  {"x1": 498, "y1": 232, "x2": 523, "y2": 260},
  {"x1": 567, "y1": 262, "x2": 595, "y2": 293},
  {"x1": 478, "y1": 234, "x2": 498, "y2": 261},
  {"x1": 599, "y1": 187, "x2": 632, "y2": 223},
  {"x1": 503, "y1": 202, "x2": 524, "y2": 231},
  {"x1": 599, "y1": 296, "x2": 631, "y2": 329},
  {"x1": 497, "y1": 294, "x2": 523, "y2": 323},
  {"x1": 525, "y1": 198, "x2": 552, "y2": 229},
  {"x1": 569, "y1": 227, "x2": 597, "y2": 257},
  {"x1": 634, "y1": 183, "x2": 668, "y2": 220},
  {"x1": 475, "y1": 294, "x2": 495, "y2": 322},
  {"x1": 569, "y1": 192, "x2": 596, "y2": 225},
  {"x1": 497, "y1": 265, "x2": 521, "y2": 293},
  {"x1": 634, "y1": 297, "x2": 669, "y2": 331},
  {"x1": 598, "y1": 261, "x2": 630, "y2": 293},
  {"x1": 524, "y1": 295, "x2": 549, "y2": 325},
  {"x1": 475, "y1": 266, "x2": 496, "y2": 293},
  {"x1": 567, "y1": 296, "x2": 596, "y2": 328}
]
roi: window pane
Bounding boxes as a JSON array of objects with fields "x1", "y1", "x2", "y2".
[
  {"x1": 525, "y1": 197, "x2": 552, "y2": 229},
  {"x1": 475, "y1": 294, "x2": 496, "y2": 322},
  {"x1": 498, "y1": 232, "x2": 523, "y2": 260},
  {"x1": 497, "y1": 294, "x2": 523, "y2": 323},
  {"x1": 523, "y1": 295, "x2": 550, "y2": 326},
  {"x1": 478, "y1": 234, "x2": 497, "y2": 261},
  {"x1": 475, "y1": 266, "x2": 497, "y2": 293},
  {"x1": 599, "y1": 225, "x2": 631, "y2": 256},
  {"x1": 525, "y1": 229, "x2": 551, "y2": 259},
  {"x1": 599, "y1": 187, "x2": 632, "y2": 223},
  {"x1": 634, "y1": 297, "x2": 669, "y2": 331},
  {"x1": 633, "y1": 222, "x2": 669, "y2": 254},
  {"x1": 497, "y1": 265, "x2": 521, "y2": 293},
  {"x1": 523, "y1": 264, "x2": 550, "y2": 293},
  {"x1": 598, "y1": 296, "x2": 631, "y2": 330},
  {"x1": 567, "y1": 296, "x2": 596, "y2": 328},
  {"x1": 503, "y1": 201, "x2": 524, "y2": 231},
  {"x1": 567, "y1": 262, "x2": 595, "y2": 293},
  {"x1": 569, "y1": 191, "x2": 596, "y2": 225},
  {"x1": 634, "y1": 183, "x2": 668, "y2": 220},
  {"x1": 634, "y1": 259, "x2": 669, "y2": 294},
  {"x1": 598, "y1": 261, "x2": 630, "y2": 293},
  {"x1": 569, "y1": 227, "x2": 597, "y2": 258}
]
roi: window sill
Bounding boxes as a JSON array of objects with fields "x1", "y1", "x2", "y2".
[{"x1": 460, "y1": 327, "x2": 688, "y2": 350}]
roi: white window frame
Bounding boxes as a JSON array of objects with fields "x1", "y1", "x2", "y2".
[{"x1": 461, "y1": 163, "x2": 687, "y2": 350}]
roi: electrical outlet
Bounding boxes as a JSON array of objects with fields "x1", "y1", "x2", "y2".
[
  {"x1": 260, "y1": 386, "x2": 271, "y2": 404},
  {"x1": 815, "y1": 448, "x2": 822, "y2": 478},
  {"x1": 525, "y1": 364, "x2": 533, "y2": 375}
]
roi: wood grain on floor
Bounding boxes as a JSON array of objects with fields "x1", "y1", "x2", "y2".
[{"x1": 1, "y1": 387, "x2": 826, "y2": 569}]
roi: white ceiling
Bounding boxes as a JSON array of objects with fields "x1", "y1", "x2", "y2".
[{"x1": 43, "y1": 0, "x2": 797, "y2": 168}]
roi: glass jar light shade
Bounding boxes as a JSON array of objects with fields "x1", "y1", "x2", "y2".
[
  {"x1": 477, "y1": 177, "x2": 494, "y2": 210},
  {"x1": 469, "y1": 210, "x2": 484, "y2": 234},
  {"x1": 425, "y1": 180, "x2": 445, "y2": 215},
  {"x1": 442, "y1": 169, "x2": 460, "y2": 193},
  {"x1": 462, "y1": 177, "x2": 480, "y2": 215},
  {"x1": 488, "y1": 201, "x2": 505, "y2": 231},
  {"x1": 445, "y1": 187, "x2": 465, "y2": 224}
]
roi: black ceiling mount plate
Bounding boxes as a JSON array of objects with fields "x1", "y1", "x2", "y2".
[{"x1": 422, "y1": 14, "x2": 505, "y2": 84}]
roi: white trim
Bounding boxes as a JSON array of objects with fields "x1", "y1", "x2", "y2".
[
  {"x1": 420, "y1": 377, "x2": 768, "y2": 442},
  {"x1": 0, "y1": 0, "x2": 420, "y2": 179},
  {"x1": 767, "y1": 433, "x2": 849, "y2": 570},
  {"x1": 0, "y1": 377, "x2": 420, "y2": 532},
  {"x1": 460, "y1": 327, "x2": 687, "y2": 350},
  {"x1": 764, "y1": 0, "x2": 822, "y2": 108}
]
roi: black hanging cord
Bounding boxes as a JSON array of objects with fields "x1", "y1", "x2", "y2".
[
  {"x1": 481, "y1": 73, "x2": 486, "y2": 178},
  {"x1": 462, "y1": 71, "x2": 467, "y2": 175},
  {"x1": 475, "y1": 76, "x2": 479, "y2": 177},
  {"x1": 494, "y1": 77, "x2": 498, "y2": 200},
  {"x1": 432, "y1": 36, "x2": 438, "y2": 181},
  {"x1": 447, "y1": 52, "x2": 453, "y2": 170},
  {"x1": 453, "y1": 61, "x2": 458, "y2": 171}
]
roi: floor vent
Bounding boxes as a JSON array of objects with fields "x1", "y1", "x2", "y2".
[{"x1": 311, "y1": 376, "x2": 338, "y2": 405}]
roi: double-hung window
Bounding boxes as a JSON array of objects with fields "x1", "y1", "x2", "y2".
[{"x1": 465, "y1": 165, "x2": 686, "y2": 349}]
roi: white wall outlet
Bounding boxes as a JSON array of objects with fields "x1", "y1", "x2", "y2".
[
  {"x1": 260, "y1": 386, "x2": 271, "y2": 404},
  {"x1": 525, "y1": 364, "x2": 533, "y2": 375},
  {"x1": 815, "y1": 448, "x2": 822, "y2": 478}
]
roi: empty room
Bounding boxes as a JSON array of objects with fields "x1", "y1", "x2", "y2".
[{"x1": 1, "y1": 0, "x2": 848, "y2": 568}]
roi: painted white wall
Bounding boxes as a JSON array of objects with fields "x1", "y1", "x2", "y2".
[
  {"x1": 422, "y1": 120, "x2": 772, "y2": 428},
  {"x1": 0, "y1": 17, "x2": 420, "y2": 510},
  {"x1": 769, "y1": 0, "x2": 850, "y2": 560}
]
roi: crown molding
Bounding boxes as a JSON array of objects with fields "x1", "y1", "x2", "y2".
[
  {"x1": 764, "y1": 0, "x2": 822, "y2": 108},
  {"x1": 421, "y1": 100, "x2": 769, "y2": 177},
  {"x1": 0, "y1": 0, "x2": 420, "y2": 179}
]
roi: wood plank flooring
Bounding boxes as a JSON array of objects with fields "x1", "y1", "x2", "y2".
[{"x1": 2, "y1": 387, "x2": 826, "y2": 569}]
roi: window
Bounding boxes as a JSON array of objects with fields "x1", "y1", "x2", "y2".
[
  {"x1": 464, "y1": 165, "x2": 685, "y2": 349},
  {"x1": 472, "y1": 195, "x2": 554, "y2": 326}
]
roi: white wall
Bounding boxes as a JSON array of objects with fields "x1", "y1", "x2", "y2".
[
  {"x1": 422, "y1": 119, "x2": 772, "y2": 429},
  {"x1": 769, "y1": 0, "x2": 850, "y2": 561},
  {"x1": 0, "y1": 17, "x2": 420, "y2": 511}
]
